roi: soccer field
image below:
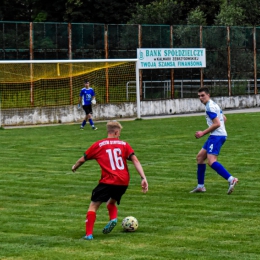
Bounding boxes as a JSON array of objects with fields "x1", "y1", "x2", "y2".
[{"x1": 1, "y1": 112, "x2": 260, "y2": 260}]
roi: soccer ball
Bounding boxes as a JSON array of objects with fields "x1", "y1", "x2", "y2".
[
  {"x1": 122, "y1": 216, "x2": 138, "y2": 232},
  {"x1": 91, "y1": 99, "x2": 96, "y2": 105}
]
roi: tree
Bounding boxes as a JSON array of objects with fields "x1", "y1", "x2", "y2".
[
  {"x1": 128, "y1": 0, "x2": 188, "y2": 25},
  {"x1": 0, "y1": 0, "x2": 154, "y2": 23},
  {"x1": 231, "y1": 0, "x2": 260, "y2": 26},
  {"x1": 187, "y1": 0, "x2": 221, "y2": 25},
  {"x1": 0, "y1": 0, "x2": 259, "y2": 26},
  {"x1": 0, "y1": 0, "x2": 66, "y2": 22},
  {"x1": 128, "y1": 0, "x2": 222, "y2": 25},
  {"x1": 187, "y1": 7, "x2": 207, "y2": 26},
  {"x1": 214, "y1": 3, "x2": 245, "y2": 26},
  {"x1": 0, "y1": 0, "x2": 33, "y2": 21}
]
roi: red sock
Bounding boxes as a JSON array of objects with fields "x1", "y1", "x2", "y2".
[
  {"x1": 86, "y1": 211, "x2": 96, "y2": 236},
  {"x1": 107, "y1": 203, "x2": 117, "y2": 220}
]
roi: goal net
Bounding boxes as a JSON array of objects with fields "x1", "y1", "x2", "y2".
[
  {"x1": 0, "y1": 59, "x2": 137, "y2": 111},
  {"x1": 0, "y1": 59, "x2": 140, "y2": 126}
]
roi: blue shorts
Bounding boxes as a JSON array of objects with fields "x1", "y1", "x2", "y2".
[{"x1": 202, "y1": 135, "x2": 227, "y2": 155}]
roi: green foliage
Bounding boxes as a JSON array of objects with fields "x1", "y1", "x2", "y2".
[
  {"x1": 37, "y1": 37, "x2": 56, "y2": 49},
  {"x1": 129, "y1": 0, "x2": 222, "y2": 26},
  {"x1": 173, "y1": 25, "x2": 201, "y2": 47},
  {"x1": 187, "y1": 7, "x2": 207, "y2": 26},
  {"x1": 129, "y1": 0, "x2": 186, "y2": 25},
  {"x1": 1, "y1": 112, "x2": 260, "y2": 259},
  {"x1": 1, "y1": 0, "x2": 260, "y2": 26},
  {"x1": 214, "y1": 3, "x2": 245, "y2": 26},
  {"x1": 64, "y1": 0, "x2": 84, "y2": 22},
  {"x1": 33, "y1": 12, "x2": 48, "y2": 22},
  {"x1": 230, "y1": 0, "x2": 260, "y2": 26}
]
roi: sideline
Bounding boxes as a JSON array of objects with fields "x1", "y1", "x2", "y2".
[{"x1": 3, "y1": 107, "x2": 260, "y2": 129}]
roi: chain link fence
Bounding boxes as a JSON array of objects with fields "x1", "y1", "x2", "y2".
[{"x1": 0, "y1": 22, "x2": 260, "y2": 100}]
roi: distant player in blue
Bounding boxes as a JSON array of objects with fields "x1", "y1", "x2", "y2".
[
  {"x1": 190, "y1": 87, "x2": 238, "y2": 195},
  {"x1": 78, "y1": 79, "x2": 97, "y2": 130}
]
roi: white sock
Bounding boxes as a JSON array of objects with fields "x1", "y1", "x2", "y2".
[{"x1": 228, "y1": 176, "x2": 234, "y2": 183}]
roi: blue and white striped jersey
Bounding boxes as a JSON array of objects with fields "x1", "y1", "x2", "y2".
[{"x1": 205, "y1": 99, "x2": 227, "y2": 136}]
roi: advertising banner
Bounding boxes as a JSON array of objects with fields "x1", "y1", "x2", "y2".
[{"x1": 137, "y1": 48, "x2": 206, "y2": 69}]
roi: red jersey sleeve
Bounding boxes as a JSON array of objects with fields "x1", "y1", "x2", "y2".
[{"x1": 84, "y1": 141, "x2": 100, "y2": 160}]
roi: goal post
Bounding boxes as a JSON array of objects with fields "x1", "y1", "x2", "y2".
[{"x1": 0, "y1": 58, "x2": 142, "y2": 123}]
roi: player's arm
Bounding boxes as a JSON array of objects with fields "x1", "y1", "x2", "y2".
[
  {"x1": 130, "y1": 154, "x2": 148, "y2": 193},
  {"x1": 91, "y1": 91, "x2": 96, "y2": 104},
  {"x1": 78, "y1": 96, "x2": 82, "y2": 107},
  {"x1": 223, "y1": 114, "x2": 227, "y2": 123},
  {"x1": 77, "y1": 96, "x2": 82, "y2": 109},
  {"x1": 72, "y1": 156, "x2": 86, "y2": 172},
  {"x1": 195, "y1": 117, "x2": 221, "y2": 139},
  {"x1": 91, "y1": 95, "x2": 96, "y2": 104}
]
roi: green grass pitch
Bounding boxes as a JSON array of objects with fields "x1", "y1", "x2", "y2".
[{"x1": 1, "y1": 112, "x2": 260, "y2": 260}]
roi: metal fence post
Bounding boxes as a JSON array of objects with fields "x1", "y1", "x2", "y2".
[
  {"x1": 170, "y1": 25, "x2": 175, "y2": 99},
  {"x1": 68, "y1": 23, "x2": 73, "y2": 105},
  {"x1": 227, "y1": 26, "x2": 231, "y2": 96},
  {"x1": 138, "y1": 24, "x2": 143, "y2": 101},
  {"x1": 30, "y1": 22, "x2": 34, "y2": 106},
  {"x1": 253, "y1": 27, "x2": 257, "y2": 94},
  {"x1": 105, "y1": 25, "x2": 109, "y2": 103},
  {"x1": 200, "y1": 26, "x2": 204, "y2": 89}
]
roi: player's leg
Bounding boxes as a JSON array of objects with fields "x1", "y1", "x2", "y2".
[
  {"x1": 84, "y1": 201, "x2": 102, "y2": 240},
  {"x1": 207, "y1": 136, "x2": 231, "y2": 179},
  {"x1": 84, "y1": 183, "x2": 111, "y2": 240},
  {"x1": 80, "y1": 106, "x2": 88, "y2": 129},
  {"x1": 102, "y1": 198, "x2": 118, "y2": 234},
  {"x1": 88, "y1": 113, "x2": 95, "y2": 129},
  {"x1": 207, "y1": 136, "x2": 238, "y2": 194},
  {"x1": 88, "y1": 109, "x2": 97, "y2": 130},
  {"x1": 103, "y1": 185, "x2": 127, "y2": 234},
  {"x1": 107, "y1": 198, "x2": 118, "y2": 220},
  {"x1": 190, "y1": 147, "x2": 207, "y2": 193},
  {"x1": 207, "y1": 153, "x2": 231, "y2": 179}
]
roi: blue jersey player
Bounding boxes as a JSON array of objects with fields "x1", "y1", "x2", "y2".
[
  {"x1": 190, "y1": 87, "x2": 238, "y2": 195},
  {"x1": 78, "y1": 79, "x2": 97, "y2": 130}
]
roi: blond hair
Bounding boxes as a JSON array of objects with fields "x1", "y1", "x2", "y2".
[{"x1": 106, "y1": 120, "x2": 123, "y2": 133}]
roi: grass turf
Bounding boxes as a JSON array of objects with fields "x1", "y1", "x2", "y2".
[{"x1": 1, "y1": 112, "x2": 260, "y2": 259}]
